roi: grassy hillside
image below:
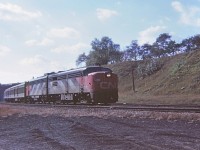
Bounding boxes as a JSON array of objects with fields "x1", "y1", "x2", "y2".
[{"x1": 108, "y1": 50, "x2": 200, "y2": 105}]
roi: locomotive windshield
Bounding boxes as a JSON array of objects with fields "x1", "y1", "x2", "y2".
[{"x1": 83, "y1": 67, "x2": 112, "y2": 75}]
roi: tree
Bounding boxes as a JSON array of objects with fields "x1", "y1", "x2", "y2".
[
  {"x1": 86, "y1": 50, "x2": 105, "y2": 66},
  {"x1": 180, "y1": 37, "x2": 194, "y2": 53},
  {"x1": 75, "y1": 33, "x2": 200, "y2": 67},
  {"x1": 138, "y1": 43, "x2": 152, "y2": 60},
  {"x1": 124, "y1": 40, "x2": 140, "y2": 61},
  {"x1": 192, "y1": 34, "x2": 200, "y2": 50},
  {"x1": 109, "y1": 47, "x2": 124, "y2": 64},
  {"x1": 180, "y1": 34, "x2": 200, "y2": 53},
  {"x1": 76, "y1": 53, "x2": 88, "y2": 66},
  {"x1": 76, "y1": 36, "x2": 122, "y2": 66},
  {"x1": 168, "y1": 40, "x2": 179, "y2": 56},
  {"x1": 90, "y1": 36, "x2": 121, "y2": 64},
  {"x1": 151, "y1": 33, "x2": 171, "y2": 58}
]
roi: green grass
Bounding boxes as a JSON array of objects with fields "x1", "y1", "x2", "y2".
[{"x1": 108, "y1": 51, "x2": 200, "y2": 105}]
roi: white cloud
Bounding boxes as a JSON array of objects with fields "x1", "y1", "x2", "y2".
[
  {"x1": 0, "y1": 71, "x2": 26, "y2": 83},
  {"x1": 47, "y1": 27, "x2": 80, "y2": 39},
  {"x1": 39, "y1": 38, "x2": 54, "y2": 46},
  {"x1": 20, "y1": 55, "x2": 60, "y2": 72},
  {"x1": 25, "y1": 27, "x2": 81, "y2": 48},
  {"x1": 20, "y1": 55, "x2": 47, "y2": 65},
  {"x1": 138, "y1": 26, "x2": 166, "y2": 45},
  {"x1": 0, "y1": 45, "x2": 11, "y2": 56},
  {"x1": 0, "y1": 3, "x2": 42, "y2": 21},
  {"x1": 18, "y1": 55, "x2": 65, "y2": 80},
  {"x1": 25, "y1": 38, "x2": 54, "y2": 47},
  {"x1": 96, "y1": 8, "x2": 118, "y2": 22},
  {"x1": 172, "y1": 1, "x2": 183, "y2": 12},
  {"x1": 51, "y1": 43, "x2": 89, "y2": 54},
  {"x1": 49, "y1": 61, "x2": 63, "y2": 71},
  {"x1": 172, "y1": 1, "x2": 200, "y2": 27},
  {"x1": 25, "y1": 40, "x2": 38, "y2": 47}
]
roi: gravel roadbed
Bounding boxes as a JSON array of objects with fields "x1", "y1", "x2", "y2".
[{"x1": 0, "y1": 104, "x2": 200, "y2": 150}]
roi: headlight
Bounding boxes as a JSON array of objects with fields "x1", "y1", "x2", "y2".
[{"x1": 106, "y1": 73, "x2": 111, "y2": 78}]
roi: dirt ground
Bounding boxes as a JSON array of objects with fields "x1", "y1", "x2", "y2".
[{"x1": 0, "y1": 104, "x2": 200, "y2": 150}]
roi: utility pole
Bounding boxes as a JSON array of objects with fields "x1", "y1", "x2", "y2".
[{"x1": 132, "y1": 65, "x2": 135, "y2": 92}]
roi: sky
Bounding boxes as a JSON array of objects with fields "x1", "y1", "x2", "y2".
[{"x1": 0, "y1": 0, "x2": 200, "y2": 84}]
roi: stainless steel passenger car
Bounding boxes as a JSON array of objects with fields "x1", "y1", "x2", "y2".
[{"x1": 4, "y1": 83, "x2": 25, "y2": 102}]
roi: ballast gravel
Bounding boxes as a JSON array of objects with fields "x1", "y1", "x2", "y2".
[{"x1": 0, "y1": 104, "x2": 200, "y2": 150}]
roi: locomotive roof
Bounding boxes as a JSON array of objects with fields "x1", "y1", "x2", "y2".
[
  {"x1": 48, "y1": 66, "x2": 112, "y2": 77},
  {"x1": 4, "y1": 66, "x2": 112, "y2": 91}
]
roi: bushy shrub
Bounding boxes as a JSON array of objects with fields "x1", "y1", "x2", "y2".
[{"x1": 136, "y1": 59, "x2": 164, "y2": 78}]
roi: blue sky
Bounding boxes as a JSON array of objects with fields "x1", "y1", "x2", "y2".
[{"x1": 0, "y1": 0, "x2": 200, "y2": 83}]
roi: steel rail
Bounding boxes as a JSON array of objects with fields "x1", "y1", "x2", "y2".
[{"x1": 1, "y1": 102, "x2": 200, "y2": 113}]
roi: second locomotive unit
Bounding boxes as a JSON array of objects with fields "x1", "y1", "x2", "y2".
[{"x1": 4, "y1": 66, "x2": 118, "y2": 104}]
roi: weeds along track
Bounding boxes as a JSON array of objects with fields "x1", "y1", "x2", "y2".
[{"x1": 1, "y1": 102, "x2": 200, "y2": 113}]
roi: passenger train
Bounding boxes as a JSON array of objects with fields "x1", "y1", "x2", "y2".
[{"x1": 4, "y1": 66, "x2": 118, "y2": 104}]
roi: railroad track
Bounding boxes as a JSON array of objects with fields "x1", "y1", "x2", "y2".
[
  {"x1": 111, "y1": 103, "x2": 200, "y2": 113},
  {"x1": 1, "y1": 102, "x2": 200, "y2": 113},
  {"x1": 111, "y1": 105, "x2": 200, "y2": 113}
]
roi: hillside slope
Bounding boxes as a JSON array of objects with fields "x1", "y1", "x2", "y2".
[{"x1": 109, "y1": 50, "x2": 200, "y2": 105}]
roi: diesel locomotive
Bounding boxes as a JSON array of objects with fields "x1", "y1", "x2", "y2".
[{"x1": 4, "y1": 66, "x2": 118, "y2": 104}]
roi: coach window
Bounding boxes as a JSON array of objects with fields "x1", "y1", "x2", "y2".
[
  {"x1": 53, "y1": 77, "x2": 57, "y2": 80},
  {"x1": 11, "y1": 89, "x2": 14, "y2": 95},
  {"x1": 19, "y1": 87, "x2": 24, "y2": 94}
]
